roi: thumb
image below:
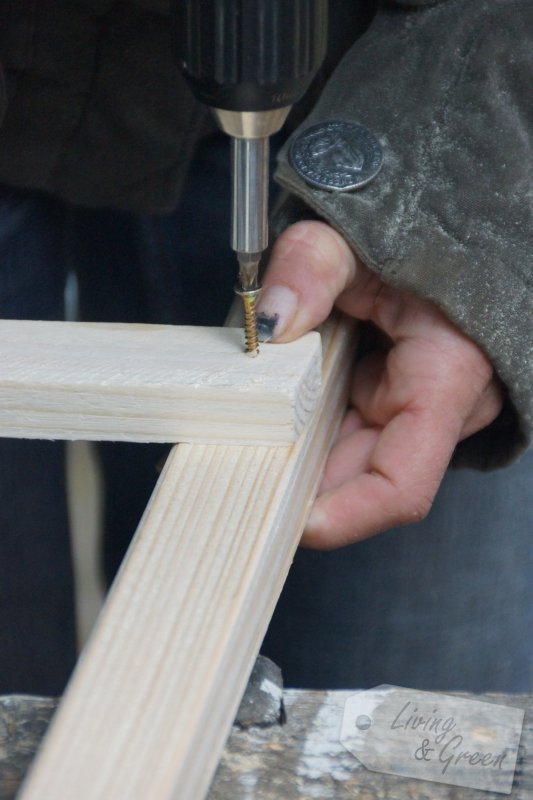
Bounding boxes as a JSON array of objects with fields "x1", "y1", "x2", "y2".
[{"x1": 257, "y1": 220, "x2": 363, "y2": 342}]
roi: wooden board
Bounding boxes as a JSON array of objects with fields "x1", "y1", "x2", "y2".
[
  {"x1": 18, "y1": 314, "x2": 357, "y2": 800},
  {"x1": 0, "y1": 320, "x2": 321, "y2": 445}
]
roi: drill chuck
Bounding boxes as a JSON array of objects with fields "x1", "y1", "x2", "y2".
[{"x1": 175, "y1": 0, "x2": 328, "y2": 113}]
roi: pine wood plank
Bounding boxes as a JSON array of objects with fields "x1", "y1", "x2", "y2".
[
  {"x1": 18, "y1": 314, "x2": 357, "y2": 800},
  {"x1": 0, "y1": 320, "x2": 321, "y2": 445}
]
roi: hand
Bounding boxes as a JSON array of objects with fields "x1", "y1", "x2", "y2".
[{"x1": 257, "y1": 221, "x2": 503, "y2": 549}]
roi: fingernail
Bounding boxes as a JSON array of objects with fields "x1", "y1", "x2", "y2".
[
  {"x1": 305, "y1": 505, "x2": 325, "y2": 534},
  {"x1": 256, "y1": 286, "x2": 298, "y2": 341},
  {"x1": 301, "y1": 506, "x2": 327, "y2": 548}
]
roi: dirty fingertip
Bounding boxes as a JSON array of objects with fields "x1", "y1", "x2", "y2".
[
  {"x1": 256, "y1": 286, "x2": 298, "y2": 341},
  {"x1": 256, "y1": 312, "x2": 279, "y2": 343}
]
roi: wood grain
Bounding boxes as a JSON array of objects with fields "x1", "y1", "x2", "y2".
[
  {"x1": 0, "y1": 320, "x2": 321, "y2": 444},
  {"x1": 18, "y1": 314, "x2": 357, "y2": 800}
]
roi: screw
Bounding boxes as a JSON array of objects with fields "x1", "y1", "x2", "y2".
[{"x1": 234, "y1": 286, "x2": 261, "y2": 357}]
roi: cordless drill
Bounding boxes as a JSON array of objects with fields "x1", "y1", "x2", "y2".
[{"x1": 175, "y1": 0, "x2": 328, "y2": 354}]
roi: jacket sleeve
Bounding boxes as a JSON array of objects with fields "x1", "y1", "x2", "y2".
[{"x1": 274, "y1": 0, "x2": 533, "y2": 469}]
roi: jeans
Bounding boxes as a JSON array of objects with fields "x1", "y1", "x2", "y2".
[{"x1": 262, "y1": 449, "x2": 533, "y2": 692}]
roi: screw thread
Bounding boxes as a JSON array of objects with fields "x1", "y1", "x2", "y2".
[
  {"x1": 235, "y1": 286, "x2": 261, "y2": 357},
  {"x1": 243, "y1": 294, "x2": 259, "y2": 356}
]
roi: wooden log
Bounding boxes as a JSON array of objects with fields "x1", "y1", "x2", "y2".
[
  {"x1": 209, "y1": 690, "x2": 533, "y2": 800},
  {"x1": 18, "y1": 314, "x2": 357, "y2": 800},
  {"x1": 0, "y1": 320, "x2": 321, "y2": 445},
  {"x1": 5, "y1": 690, "x2": 532, "y2": 799}
]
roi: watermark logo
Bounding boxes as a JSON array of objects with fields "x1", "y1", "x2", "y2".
[{"x1": 340, "y1": 685, "x2": 524, "y2": 794}]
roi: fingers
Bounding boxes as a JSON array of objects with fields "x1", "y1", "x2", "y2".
[
  {"x1": 301, "y1": 335, "x2": 496, "y2": 549},
  {"x1": 459, "y1": 377, "x2": 504, "y2": 440},
  {"x1": 319, "y1": 412, "x2": 379, "y2": 494},
  {"x1": 258, "y1": 220, "x2": 379, "y2": 342},
  {"x1": 301, "y1": 402, "x2": 460, "y2": 550},
  {"x1": 347, "y1": 351, "x2": 390, "y2": 427}
]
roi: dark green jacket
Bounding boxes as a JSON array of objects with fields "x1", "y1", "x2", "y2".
[{"x1": 0, "y1": 0, "x2": 531, "y2": 467}]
